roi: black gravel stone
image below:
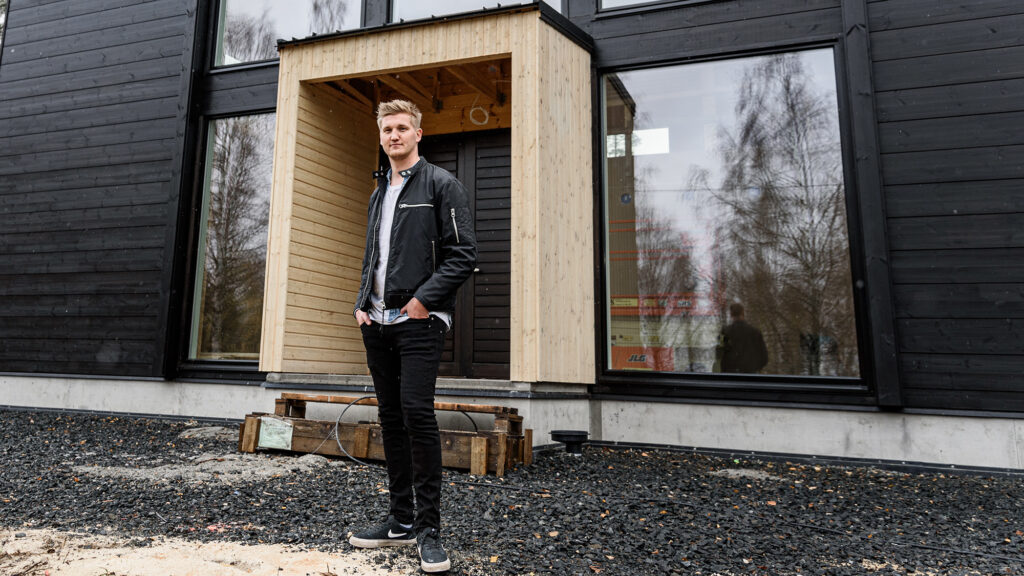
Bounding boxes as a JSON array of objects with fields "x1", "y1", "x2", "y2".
[{"x1": 1, "y1": 410, "x2": 1023, "y2": 575}]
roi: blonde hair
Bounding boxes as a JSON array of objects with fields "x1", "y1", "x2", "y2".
[{"x1": 376, "y1": 99, "x2": 422, "y2": 130}]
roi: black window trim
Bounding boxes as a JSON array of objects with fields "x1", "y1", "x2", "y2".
[{"x1": 174, "y1": 108, "x2": 277, "y2": 380}]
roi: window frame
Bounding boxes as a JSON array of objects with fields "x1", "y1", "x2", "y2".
[
  {"x1": 210, "y1": 0, "x2": 277, "y2": 71},
  {"x1": 210, "y1": 0, "x2": 366, "y2": 71},
  {"x1": 186, "y1": 112, "x2": 277, "y2": 364},
  {"x1": 175, "y1": 109, "x2": 277, "y2": 377},
  {"x1": 593, "y1": 40, "x2": 880, "y2": 404}
]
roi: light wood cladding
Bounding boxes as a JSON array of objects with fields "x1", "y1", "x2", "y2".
[
  {"x1": 262, "y1": 8, "x2": 594, "y2": 382},
  {"x1": 535, "y1": 24, "x2": 595, "y2": 384},
  {"x1": 260, "y1": 75, "x2": 377, "y2": 373},
  {"x1": 509, "y1": 18, "x2": 595, "y2": 383}
]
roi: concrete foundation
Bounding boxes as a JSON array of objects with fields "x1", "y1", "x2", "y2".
[{"x1": 1, "y1": 374, "x2": 1021, "y2": 470}]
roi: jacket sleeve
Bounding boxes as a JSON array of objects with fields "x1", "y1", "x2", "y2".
[
  {"x1": 353, "y1": 185, "x2": 382, "y2": 317},
  {"x1": 413, "y1": 176, "x2": 477, "y2": 310}
]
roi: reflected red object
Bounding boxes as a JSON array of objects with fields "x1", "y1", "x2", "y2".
[{"x1": 611, "y1": 346, "x2": 674, "y2": 371}]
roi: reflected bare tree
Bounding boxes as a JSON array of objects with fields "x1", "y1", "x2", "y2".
[
  {"x1": 694, "y1": 53, "x2": 858, "y2": 376},
  {"x1": 197, "y1": 115, "x2": 274, "y2": 358},
  {"x1": 0, "y1": 0, "x2": 8, "y2": 41},
  {"x1": 309, "y1": 0, "x2": 350, "y2": 33},
  {"x1": 221, "y1": 8, "x2": 276, "y2": 64}
]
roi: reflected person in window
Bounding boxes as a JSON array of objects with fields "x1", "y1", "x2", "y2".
[
  {"x1": 348, "y1": 100, "x2": 476, "y2": 573},
  {"x1": 716, "y1": 303, "x2": 769, "y2": 374}
]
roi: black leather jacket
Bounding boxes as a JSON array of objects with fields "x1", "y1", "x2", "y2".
[{"x1": 354, "y1": 158, "x2": 477, "y2": 315}]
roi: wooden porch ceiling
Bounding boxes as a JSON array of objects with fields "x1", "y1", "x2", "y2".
[{"x1": 320, "y1": 58, "x2": 511, "y2": 115}]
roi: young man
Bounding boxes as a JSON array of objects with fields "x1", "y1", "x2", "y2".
[{"x1": 348, "y1": 100, "x2": 476, "y2": 573}]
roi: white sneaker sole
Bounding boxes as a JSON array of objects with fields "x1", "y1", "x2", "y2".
[
  {"x1": 420, "y1": 557, "x2": 451, "y2": 573},
  {"x1": 348, "y1": 535, "x2": 416, "y2": 548}
]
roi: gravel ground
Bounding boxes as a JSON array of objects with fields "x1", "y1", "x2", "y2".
[{"x1": 1, "y1": 410, "x2": 1023, "y2": 575}]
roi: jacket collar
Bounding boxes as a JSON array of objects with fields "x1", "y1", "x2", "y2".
[
  {"x1": 397, "y1": 156, "x2": 426, "y2": 179},
  {"x1": 376, "y1": 157, "x2": 426, "y2": 186}
]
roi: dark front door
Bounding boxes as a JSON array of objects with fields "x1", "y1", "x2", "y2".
[{"x1": 420, "y1": 130, "x2": 511, "y2": 379}]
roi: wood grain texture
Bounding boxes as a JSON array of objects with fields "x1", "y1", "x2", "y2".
[
  {"x1": 532, "y1": 22, "x2": 595, "y2": 384},
  {"x1": 261, "y1": 75, "x2": 376, "y2": 373},
  {"x1": 0, "y1": 0, "x2": 188, "y2": 376}
]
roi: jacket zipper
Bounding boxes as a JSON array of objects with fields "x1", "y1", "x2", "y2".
[
  {"x1": 431, "y1": 240, "x2": 436, "y2": 271},
  {"x1": 399, "y1": 202, "x2": 433, "y2": 209},
  {"x1": 450, "y1": 208, "x2": 460, "y2": 243}
]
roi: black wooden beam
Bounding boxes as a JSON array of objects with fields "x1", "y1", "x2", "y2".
[
  {"x1": 157, "y1": 0, "x2": 205, "y2": 379},
  {"x1": 841, "y1": 0, "x2": 902, "y2": 408}
]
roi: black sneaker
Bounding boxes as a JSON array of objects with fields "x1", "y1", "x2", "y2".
[
  {"x1": 348, "y1": 515, "x2": 416, "y2": 548},
  {"x1": 417, "y1": 528, "x2": 451, "y2": 573}
]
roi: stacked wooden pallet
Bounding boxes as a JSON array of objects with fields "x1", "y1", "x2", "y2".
[{"x1": 238, "y1": 393, "x2": 532, "y2": 476}]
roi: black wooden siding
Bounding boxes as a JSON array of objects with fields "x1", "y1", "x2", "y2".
[
  {"x1": 202, "y1": 64, "x2": 279, "y2": 116},
  {"x1": 868, "y1": 0, "x2": 1024, "y2": 411},
  {"x1": 0, "y1": 0, "x2": 192, "y2": 376},
  {"x1": 580, "y1": 0, "x2": 843, "y2": 68}
]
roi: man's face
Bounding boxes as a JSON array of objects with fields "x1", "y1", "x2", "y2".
[{"x1": 379, "y1": 112, "x2": 422, "y2": 162}]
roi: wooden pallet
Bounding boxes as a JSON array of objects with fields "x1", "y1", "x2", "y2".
[{"x1": 238, "y1": 393, "x2": 532, "y2": 476}]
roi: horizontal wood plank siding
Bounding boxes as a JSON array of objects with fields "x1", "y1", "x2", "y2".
[
  {"x1": 587, "y1": 0, "x2": 842, "y2": 68},
  {"x1": 203, "y1": 65, "x2": 280, "y2": 116},
  {"x1": 260, "y1": 79, "x2": 377, "y2": 374},
  {"x1": 870, "y1": 0, "x2": 1024, "y2": 411},
  {"x1": 0, "y1": 0, "x2": 191, "y2": 376}
]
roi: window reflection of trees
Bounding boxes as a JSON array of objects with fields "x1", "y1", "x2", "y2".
[
  {"x1": 220, "y1": 9, "x2": 276, "y2": 64},
  {"x1": 309, "y1": 0, "x2": 350, "y2": 32},
  {"x1": 194, "y1": 115, "x2": 274, "y2": 359},
  {"x1": 218, "y1": 0, "x2": 352, "y2": 66},
  {"x1": 693, "y1": 53, "x2": 859, "y2": 377}
]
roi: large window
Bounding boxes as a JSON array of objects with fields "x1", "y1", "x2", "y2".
[
  {"x1": 603, "y1": 48, "x2": 860, "y2": 378},
  {"x1": 215, "y1": 0, "x2": 361, "y2": 67},
  {"x1": 189, "y1": 114, "x2": 275, "y2": 361},
  {"x1": 392, "y1": 0, "x2": 560, "y2": 21}
]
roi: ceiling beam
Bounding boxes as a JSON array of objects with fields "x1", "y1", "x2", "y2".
[
  {"x1": 319, "y1": 82, "x2": 373, "y2": 113},
  {"x1": 374, "y1": 73, "x2": 436, "y2": 112},
  {"x1": 332, "y1": 79, "x2": 375, "y2": 109},
  {"x1": 393, "y1": 72, "x2": 433, "y2": 102},
  {"x1": 444, "y1": 65, "x2": 505, "y2": 105}
]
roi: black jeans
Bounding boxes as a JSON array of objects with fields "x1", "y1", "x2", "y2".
[{"x1": 360, "y1": 316, "x2": 447, "y2": 533}]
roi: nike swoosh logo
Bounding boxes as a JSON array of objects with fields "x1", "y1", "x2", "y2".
[{"x1": 388, "y1": 530, "x2": 409, "y2": 538}]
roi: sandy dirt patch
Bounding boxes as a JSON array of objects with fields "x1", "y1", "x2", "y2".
[
  {"x1": 71, "y1": 452, "x2": 333, "y2": 485},
  {"x1": 0, "y1": 529, "x2": 415, "y2": 576}
]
